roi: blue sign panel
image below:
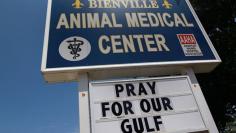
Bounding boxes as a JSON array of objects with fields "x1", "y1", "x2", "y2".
[{"x1": 42, "y1": 0, "x2": 220, "y2": 70}]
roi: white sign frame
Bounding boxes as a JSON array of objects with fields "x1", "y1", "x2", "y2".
[{"x1": 78, "y1": 69, "x2": 218, "y2": 133}]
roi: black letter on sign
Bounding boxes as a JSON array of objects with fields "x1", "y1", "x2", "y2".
[
  {"x1": 161, "y1": 97, "x2": 173, "y2": 111},
  {"x1": 140, "y1": 99, "x2": 151, "y2": 113},
  {"x1": 123, "y1": 101, "x2": 134, "y2": 115},
  {"x1": 121, "y1": 119, "x2": 132, "y2": 133},
  {"x1": 133, "y1": 118, "x2": 144, "y2": 133},
  {"x1": 153, "y1": 116, "x2": 163, "y2": 131},
  {"x1": 115, "y1": 84, "x2": 124, "y2": 97},
  {"x1": 112, "y1": 102, "x2": 122, "y2": 116},
  {"x1": 151, "y1": 98, "x2": 161, "y2": 112},
  {"x1": 101, "y1": 102, "x2": 109, "y2": 117},
  {"x1": 144, "y1": 117, "x2": 155, "y2": 132},
  {"x1": 138, "y1": 83, "x2": 148, "y2": 96},
  {"x1": 126, "y1": 83, "x2": 136, "y2": 97},
  {"x1": 147, "y1": 81, "x2": 156, "y2": 94}
]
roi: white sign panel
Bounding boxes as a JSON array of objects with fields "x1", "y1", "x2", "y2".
[{"x1": 89, "y1": 76, "x2": 207, "y2": 133}]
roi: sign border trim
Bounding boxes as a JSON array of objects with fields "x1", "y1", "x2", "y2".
[{"x1": 41, "y1": 0, "x2": 221, "y2": 73}]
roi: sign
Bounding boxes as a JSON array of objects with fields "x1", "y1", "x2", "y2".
[
  {"x1": 89, "y1": 76, "x2": 208, "y2": 133},
  {"x1": 41, "y1": 0, "x2": 221, "y2": 82}
]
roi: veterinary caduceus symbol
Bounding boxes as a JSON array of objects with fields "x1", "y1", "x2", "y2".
[{"x1": 67, "y1": 38, "x2": 84, "y2": 59}]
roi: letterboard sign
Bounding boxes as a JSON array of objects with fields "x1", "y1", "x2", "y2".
[
  {"x1": 89, "y1": 76, "x2": 208, "y2": 133},
  {"x1": 41, "y1": 0, "x2": 221, "y2": 82}
]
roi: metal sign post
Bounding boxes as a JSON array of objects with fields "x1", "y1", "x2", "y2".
[
  {"x1": 78, "y1": 73, "x2": 91, "y2": 133},
  {"x1": 183, "y1": 68, "x2": 218, "y2": 133}
]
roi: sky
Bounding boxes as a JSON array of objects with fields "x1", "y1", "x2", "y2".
[{"x1": 0, "y1": 0, "x2": 79, "y2": 133}]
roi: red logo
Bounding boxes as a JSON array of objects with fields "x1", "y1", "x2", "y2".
[{"x1": 177, "y1": 34, "x2": 197, "y2": 45}]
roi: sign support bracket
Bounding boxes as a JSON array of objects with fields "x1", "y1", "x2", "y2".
[{"x1": 182, "y1": 68, "x2": 219, "y2": 133}]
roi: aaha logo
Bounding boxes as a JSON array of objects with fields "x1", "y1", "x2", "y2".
[
  {"x1": 59, "y1": 36, "x2": 91, "y2": 61},
  {"x1": 177, "y1": 34, "x2": 203, "y2": 56}
]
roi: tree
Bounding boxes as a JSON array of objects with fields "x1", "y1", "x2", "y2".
[{"x1": 190, "y1": 0, "x2": 236, "y2": 132}]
